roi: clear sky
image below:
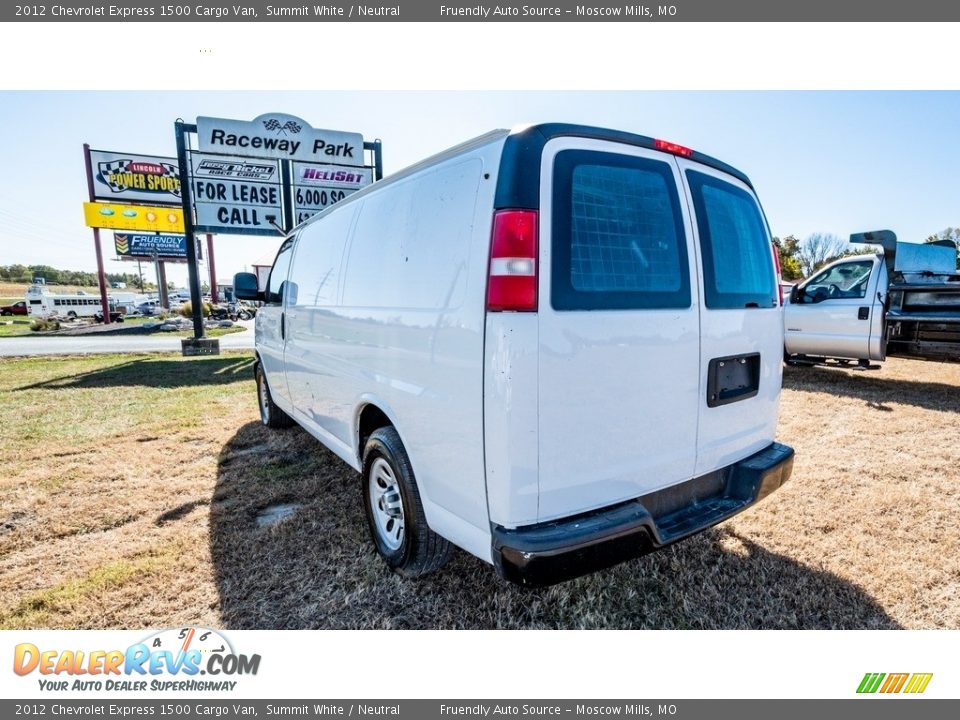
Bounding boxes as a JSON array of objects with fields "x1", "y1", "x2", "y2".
[{"x1": 1, "y1": 91, "x2": 958, "y2": 288}]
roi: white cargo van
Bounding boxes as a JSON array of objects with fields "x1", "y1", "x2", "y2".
[{"x1": 234, "y1": 124, "x2": 794, "y2": 586}]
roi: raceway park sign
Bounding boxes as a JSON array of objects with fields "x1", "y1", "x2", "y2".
[
  {"x1": 114, "y1": 233, "x2": 188, "y2": 259},
  {"x1": 90, "y1": 150, "x2": 181, "y2": 204},
  {"x1": 196, "y1": 114, "x2": 364, "y2": 166}
]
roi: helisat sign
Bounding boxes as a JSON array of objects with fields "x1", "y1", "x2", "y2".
[{"x1": 197, "y1": 113, "x2": 364, "y2": 166}]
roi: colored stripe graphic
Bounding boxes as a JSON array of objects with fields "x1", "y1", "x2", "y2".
[
  {"x1": 904, "y1": 673, "x2": 933, "y2": 694},
  {"x1": 880, "y1": 673, "x2": 909, "y2": 693},
  {"x1": 857, "y1": 672, "x2": 932, "y2": 694},
  {"x1": 857, "y1": 673, "x2": 885, "y2": 693}
]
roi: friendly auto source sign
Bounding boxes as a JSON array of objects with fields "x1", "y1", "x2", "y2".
[
  {"x1": 90, "y1": 150, "x2": 181, "y2": 204},
  {"x1": 292, "y1": 162, "x2": 372, "y2": 224},
  {"x1": 114, "y1": 233, "x2": 187, "y2": 259},
  {"x1": 196, "y1": 113, "x2": 364, "y2": 166},
  {"x1": 190, "y1": 152, "x2": 283, "y2": 234},
  {"x1": 83, "y1": 202, "x2": 184, "y2": 233}
]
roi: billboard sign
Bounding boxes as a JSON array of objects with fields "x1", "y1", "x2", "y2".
[
  {"x1": 114, "y1": 233, "x2": 188, "y2": 259},
  {"x1": 292, "y1": 162, "x2": 372, "y2": 224},
  {"x1": 84, "y1": 202, "x2": 184, "y2": 233},
  {"x1": 189, "y1": 152, "x2": 283, "y2": 234},
  {"x1": 196, "y1": 113, "x2": 365, "y2": 166},
  {"x1": 90, "y1": 150, "x2": 181, "y2": 204}
]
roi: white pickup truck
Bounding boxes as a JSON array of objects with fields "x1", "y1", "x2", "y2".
[{"x1": 784, "y1": 230, "x2": 960, "y2": 366}]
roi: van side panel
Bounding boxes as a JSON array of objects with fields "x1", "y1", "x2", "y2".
[
  {"x1": 298, "y1": 149, "x2": 500, "y2": 558},
  {"x1": 284, "y1": 204, "x2": 361, "y2": 464},
  {"x1": 483, "y1": 314, "x2": 539, "y2": 527}
]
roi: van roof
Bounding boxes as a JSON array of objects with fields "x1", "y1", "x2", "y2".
[
  {"x1": 494, "y1": 123, "x2": 754, "y2": 210},
  {"x1": 293, "y1": 123, "x2": 754, "y2": 231}
]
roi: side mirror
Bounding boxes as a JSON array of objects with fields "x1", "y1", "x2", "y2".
[
  {"x1": 789, "y1": 285, "x2": 802, "y2": 304},
  {"x1": 233, "y1": 272, "x2": 262, "y2": 301}
]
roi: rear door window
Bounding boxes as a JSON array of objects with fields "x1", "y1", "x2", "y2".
[
  {"x1": 686, "y1": 170, "x2": 776, "y2": 309},
  {"x1": 551, "y1": 150, "x2": 690, "y2": 310}
]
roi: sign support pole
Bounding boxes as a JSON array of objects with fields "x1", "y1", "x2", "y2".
[
  {"x1": 158, "y1": 261, "x2": 168, "y2": 308},
  {"x1": 206, "y1": 234, "x2": 218, "y2": 304},
  {"x1": 83, "y1": 143, "x2": 112, "y2": 325},
  {"x1": 366, "y1": 140, "x2": 384, "y2": 181},
  {"x1": 175, "y1": 120, "x2": 217, "y2": 354}
]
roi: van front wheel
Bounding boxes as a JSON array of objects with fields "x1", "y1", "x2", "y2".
[
  {"x1": 362, "y1": 427, "x2": 451, "y2": 578},
  {"x1": 256, "y1": 364, "x2": 294, "y2": 429}
]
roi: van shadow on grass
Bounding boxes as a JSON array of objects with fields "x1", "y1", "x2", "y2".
[
  {"x1": 783, "y1": 364, "x2": 960, "y2": 414},
  {"x1": 210, "y1": 422, "x2": 900, "y2": 630},
  {"x1": 15, "y1": 356, "x2": 255, "y2": 391}
]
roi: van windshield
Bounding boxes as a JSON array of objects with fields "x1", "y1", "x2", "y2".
[{"x1": 686, "y1": 170, "x2": 776, "y2": 309}]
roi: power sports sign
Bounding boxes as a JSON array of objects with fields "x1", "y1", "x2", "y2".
[
  {"x1": 90, "y1": 150, "x2": 182, "y2": 204},
  {"x1": 196, "y1": 114, "x2": 365, "y2": 166}
]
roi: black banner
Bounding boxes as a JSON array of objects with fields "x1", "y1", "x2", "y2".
[{"x1": 6, "y1": 1, "x2": 960, "y2": 22}]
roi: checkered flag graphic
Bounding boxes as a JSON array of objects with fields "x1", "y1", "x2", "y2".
[
  {"x1": 263, "y1": 119, "x2": 282, "y2": 131},
  {"x1": 283, "y1": 121, "x2": 302, "y2": 134}
]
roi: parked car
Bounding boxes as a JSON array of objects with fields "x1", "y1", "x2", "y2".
[
  {"x1": 136, "y1": 299, "x2": 162, "y2": 316},
  {"x1": 234, "y1": 124, "x2": 794, "y2": 586},
  {"x1": 0, "y1": 301, "x2": 27, "y2": 316}
]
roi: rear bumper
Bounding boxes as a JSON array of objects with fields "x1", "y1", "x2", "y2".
[{"x1": 491, "y1": 442, "x2": 794, "y2": 587}]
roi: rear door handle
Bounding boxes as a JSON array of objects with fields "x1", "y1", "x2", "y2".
[{"x1": 858, "y1": 307, "x2": 870, "y2": 320}]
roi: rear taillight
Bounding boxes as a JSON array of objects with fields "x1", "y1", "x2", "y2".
[
  {"x1": 771, "y1": 240, "x2": 783, "y2": 305},
  {"x1": 654, "y1": 138, "x2": 693, "y2": 158},
  {"x1": 487, "y1": 209, "x2": 538, "y2": 312}
]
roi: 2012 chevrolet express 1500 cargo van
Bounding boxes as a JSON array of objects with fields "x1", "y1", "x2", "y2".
[{"x1": 234, "y1": 124, "x2": 795, "y2": 586}]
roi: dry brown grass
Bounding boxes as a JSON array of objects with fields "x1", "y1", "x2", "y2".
[{"x1": 1, "y1": 354, "x2": 958, "y2": 629}]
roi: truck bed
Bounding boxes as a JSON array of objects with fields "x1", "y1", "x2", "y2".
[{"x1": 886, "y1": 274, "x2": 960, "y2": 362}]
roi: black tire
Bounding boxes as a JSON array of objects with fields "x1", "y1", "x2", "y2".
[
  {"x1": 255, "y1": 363, "x2": 294, "y2": 429},
  {"x1": 67, "y1": 311, "x2": 77, "y2": 319},
  {"x1": 362, "y1": 426, "x2": 452, "y2": 578},
  {"x1": 237, "y1": 311, "x2": 252, "y2": 321}
]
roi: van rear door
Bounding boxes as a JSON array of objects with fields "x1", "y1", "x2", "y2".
[
  {"x1": 677, "y1": 161, "x2": 782, "y2": 476},
  {"x1": 536, "y1": 139, "x2": 701, "y2": 522}
]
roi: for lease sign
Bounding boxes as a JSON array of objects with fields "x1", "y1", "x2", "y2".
[
  {"x1": 189, "y1": 152, "x2": 283, "y2": 234},
  {"x1": 197, "y1": 114, "x2": 364, "y2": 166}
]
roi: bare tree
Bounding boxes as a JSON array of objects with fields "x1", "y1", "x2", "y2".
[{"x1": 797, "y1": 233, "x2": 848, "y2": 277}]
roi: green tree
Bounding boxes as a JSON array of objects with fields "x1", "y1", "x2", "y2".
[{"x1": 773, "y1": 235, "x2": 803, "y2": 280}]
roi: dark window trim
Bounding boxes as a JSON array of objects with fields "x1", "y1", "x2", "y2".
[
  {"x1": 495, "y1": 123, "x2": 754, "y2": 211},
  {"x1": 265, "y1": 236, "x2": 295, "y2": 306},
  {"x1": 686, "y1": 170, "x2": 777, "y2": 310},
  {"x1": 551, "y1": 149, "x2": 692, "y2": 312}
]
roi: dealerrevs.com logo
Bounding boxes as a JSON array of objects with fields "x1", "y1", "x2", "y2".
[{"x1": 13, "y1": 627, "x2": 260, "y2": 693}]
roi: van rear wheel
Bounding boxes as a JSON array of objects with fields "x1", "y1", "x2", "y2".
[
  {"x1": 362, "y1": 427, "x2": 451, "y2": 578},
  {"x1": 256, "y1": 364, "x2": 294, "y2": 429}
]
